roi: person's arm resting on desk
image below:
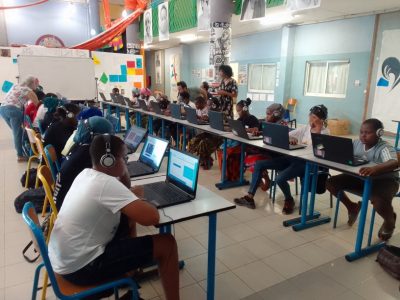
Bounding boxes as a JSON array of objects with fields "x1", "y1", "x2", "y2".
[{"x1": 359, "y1": 160, "x2": 398, "y2": 176}]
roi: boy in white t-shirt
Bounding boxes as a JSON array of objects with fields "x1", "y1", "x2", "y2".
[{"x1": 48, "y1": 135, "x2": 179, "y2": 300}]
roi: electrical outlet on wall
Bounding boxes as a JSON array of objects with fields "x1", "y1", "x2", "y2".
[{"x1": 354, "y1": 80, "x2": 361, "y2": 87}]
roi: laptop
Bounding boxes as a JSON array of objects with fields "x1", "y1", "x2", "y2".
[
  {"x1": 208, "y1": 111, "x2": 230, "y2": 132},
  {"x1": 150, "y1": 101, "x2": 163, "y2": 115},
  {"x1": 262, "y1": 123, "x2": 306, "y2": 150},
  {"x1": 138, "y1": 99, "x2": 149, "y2": 111},
  {"x1": 228, "y1": 119, "x2": 263, "y2": 140},
  {"x1": 170, "y1": 103, "x2": 186, "y2": 120},
  {"x1": 127, "y1": 135, "x2": 169, "y2": 177},
  {"x1": 142, "y1": 148, "x2": 200, "y2": 208},
  {"x1": 124, "y1": 125, "x2": 147, "y2": 154},
  {"x1": 99, "y1": 92, "x2": 111, "y2": 102},
  {"x1": 121, "y1": 96, "x2": 138, "y2": 109},
  {"x1": 185, "y1": 107, "x2": 209, "y2": 125},
  {"x1": 311, "y1": 133, "x2": 368, "y2": 166},
  {"x1": 114, "y1": 94, "x2": 127, "y2": 105}
]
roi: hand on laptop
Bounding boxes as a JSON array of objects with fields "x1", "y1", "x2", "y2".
[
  {"x1": 289, "y1": 137, "x2": 298, "y2": 145},
  {"x1": 131, "y1": 185, "x2": 145, "y2": 198},
  {"x1": 248, "y1": 127, "x2": 260, "y2": 136}
]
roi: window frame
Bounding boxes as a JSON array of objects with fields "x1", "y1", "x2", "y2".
[
  {"x1": 248, "y1": 63, "x2": 277, "y2": 94},
  {"x1": 304, "y1": 60, "x2": 350, "y2": 98}
]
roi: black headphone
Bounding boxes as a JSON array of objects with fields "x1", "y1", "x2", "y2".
[{"x1": 100, "y1": 134, "x2": 115, "y2": 168}]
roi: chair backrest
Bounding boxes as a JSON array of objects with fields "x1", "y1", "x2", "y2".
[
  {"x1": 44, "y1": 145, "x2": 60, "y2": 180},
  {"x1": 34, "y1": 133, "x2": 52, "y2": 168},
  {"x1": 106, "y1": 115, "x2": 119, "y2": 132},
  {"x1": 37, "y1": 165, "x2": 58, "y2": 217},
  {"x1": 22, "y1": 202, "x2": 63, "y2": 297},
  {"x1": 25, "y1": 128, "x2": 40, "y2": 156}
]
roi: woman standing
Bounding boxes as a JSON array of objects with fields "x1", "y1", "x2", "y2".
[
  {"x1": 0, "y1": 76, "x2": 39, "y2": 161},
  {"x1": 217, "y1": 65, "x2": 238, "y2": 119}
]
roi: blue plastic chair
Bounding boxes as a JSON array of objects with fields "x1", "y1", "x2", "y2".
[
  {"x1": 22, "y1": 202, "x2": 140, "y2": 300},
  {"x1": 44, "y1": 145, "x2": 61, "y2": 181},
  {"x1": 106, "y1": 115, "x2": 120, "y2": 133}
]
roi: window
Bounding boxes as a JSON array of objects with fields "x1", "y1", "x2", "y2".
[
  {"x1": 248, "y1": 63, "x2": 277, "y2": 93},
  {"x1": 304, "y1": 60, "x2": 349, "y2": 98}
]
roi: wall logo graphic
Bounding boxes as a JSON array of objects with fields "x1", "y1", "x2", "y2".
[{"x1": 377, "y1": 57, "x2": 400, "y2": 91}]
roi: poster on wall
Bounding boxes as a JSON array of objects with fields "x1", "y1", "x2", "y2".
[
  {"x1": 197, "y1": 0, "x2": 210, "y2": 31},
  {"x1": 209, "y1": 22, "x2": 231, "y2": 68},
  {"x1": 238, "y1": 64, "x2": 248, "y2": 85},
  {"x1": 286, "y1": 0, "x2": 321, "y2": 11},
  {"x1": 170, "y1": 54, "x2": 181, "y2": 101},
  {"x1": 240, "y1": 0, "x2": 266, "y2": 21},
  {"x1": 155, "y1": 51, "x2": 163, "y2": 84},
  {"x1": 158, "y1": 2, "x2": 169, "y2": 41},
  {"x1": 372, "y1": 29, "x2": 400, "y2": 133},
  {"x1": 144, "y1": 9, "x2": 153, "y2": 45}
]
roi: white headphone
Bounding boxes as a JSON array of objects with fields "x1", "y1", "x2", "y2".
[
  {"x1": 100, "y1": 134, "x2": 115, "y2": 168},
  {"x1": 60, "y1": 106, "x2": 74, "y2": 119}
]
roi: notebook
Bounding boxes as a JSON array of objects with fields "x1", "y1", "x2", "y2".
[
  {"x1": 311, "y1": 133, "x2": 368, "y2": 166},
  {"x1": 127, "y1": 135, "x2": 169, "y2": 177},
  {"x1": 262, "y1": 122, "x2": 306, "y2": 150},
  {"x1": 142, "y1": 148, "x2": 200, "y2": 208},
  {"x1": 228, "y1": 119, "x2": 263, "y2": 140}
]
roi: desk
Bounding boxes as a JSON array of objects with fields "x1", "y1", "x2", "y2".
[
  {"x1": 131, "y1": 176, "x2": 236, "y2": 300},
  {"x1": 292, "y1": 154, "x2": 382, "y2": 261}
]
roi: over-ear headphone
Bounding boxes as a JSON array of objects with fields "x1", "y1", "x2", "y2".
[
  {"x1": 60, "y1": 106, "x2": 74, "y2": 119},
  {"x1": 100, "y1": 134, "x2": 115, "y2": 168},
  {"x1": 83, "y1": 119, "x2": 94, "y2": 140},
  {"x1": 272, "y1": 104, "x2": 285, "y2": 118},
  {"x1": 243, "y1": 104, "x2": 248, "y2": 112},
  {"x1": 376, "y1": 121, "x2": 384, "y2": 137}
]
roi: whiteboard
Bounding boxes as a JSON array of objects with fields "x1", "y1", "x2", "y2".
[{"x1": 18, "y1": 55, "x2": 96, "y2": 101}]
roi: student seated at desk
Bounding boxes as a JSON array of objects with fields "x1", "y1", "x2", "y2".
[
  {"x1": 24, "y1": 90, "x2": 45, "y2": 127},
  {"x1": 326, "y1": 119, "x2": 399, "y2": 241},
  {"x1": 180, "y1": 91, "x2": 196, "y2": 109},
  {"x1": 139, "y1": 87, "x2": 156, "y2": 106},
  {"x1": 36, "y1": 94, "x2": 60, "y2": 132},
  {"x1": 234, "y1": 105, "x2": 329, "y2": 213},
  {"x1": 48, "y1": 135, "x2": 179, "y2": 300},
  {"x1": 54, "y1": 116, "x2": 113, "y2": 211},
  {"x1": 188, "y1": 97, "x2": 223, "y2": 169},
  {"x1": 43, "y1": 104, "x2": 80, "y2": 163}
]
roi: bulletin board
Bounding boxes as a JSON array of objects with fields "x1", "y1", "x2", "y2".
[{"x1": 93, "y1": 51, "x2": 145, "y2": 99}]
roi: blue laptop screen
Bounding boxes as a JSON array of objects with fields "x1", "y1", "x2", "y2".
[
  {"x1": 167, "y1": 149, "x2": 199, "y2": 192},
  {"x1": 139, "y1": 136, "x2": 168, "y2": 169}
]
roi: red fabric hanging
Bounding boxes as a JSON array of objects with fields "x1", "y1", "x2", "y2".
[
  {"x1": 102, "y1": 0, "x2": 112, "y2": 29},
  {"x1": 71, "y1": 0, "x2": 147, "y2": 51}
]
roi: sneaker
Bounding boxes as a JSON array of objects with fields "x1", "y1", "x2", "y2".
[
  {"x1": 234, "y1": 195, "x2": 256, "y2": 209},
  {"x1": 282, "y1": 198, "x2": 295, "y2": 214}
]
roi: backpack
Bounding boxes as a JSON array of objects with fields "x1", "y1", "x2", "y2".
[
  {"x1": 14, "y1": 187, "x2": 46, "y2": 213},
  {"x1": 22, "y1": 214, "x2": 51, "y2": 263},
  {"x1": 376, "y1": 245, "x2": 400, "y2": 280},
  {"x1": 20, "y1": 168, "x2": 42, "y2": 189}
]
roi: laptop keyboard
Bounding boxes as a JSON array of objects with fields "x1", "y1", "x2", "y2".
[
  {"x1": 143, "y1": 182, "x2": 191, "y2": 203},
  {"x1": 127, "y1": 161, "x2": 153, "y2": 176}
]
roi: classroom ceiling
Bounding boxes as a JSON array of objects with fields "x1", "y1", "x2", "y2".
[{"x1": 139, "y1": 0, "x2": 400, "y2": 50}]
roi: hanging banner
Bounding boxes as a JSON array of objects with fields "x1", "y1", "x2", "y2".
[
  {"x1": 144, "y1": 8, "x2": 153, "y2": 45},
  {"x1": 372, "y1": 29, "x2": 400, "y2": 133},
  {"x1": 240, "y1": 0, "x2": 266, "y2": 21},
  {"x1": 209, "y1": 22, "x2": 231, "y2": 67},
  {"x1": 286, "y1": 0, "x2": 321, "y2": 12},
  {"x1": 170, "y1": 54, "x2": 181, "y2": 101},
  {"x1": 197, "y1": 0, "x2": 210, "y2": 31},
  {"x1": 158, "y1": 2, "x2": 169, "y2": 41},
  {"x1": 155, "y1": 50, "x2": 163, "y2": 84},
  {"x1": 238, "y1": 64, "x2": 248, "y2": 85}
]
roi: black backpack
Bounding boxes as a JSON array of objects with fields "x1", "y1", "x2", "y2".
[
  {"x1": 14, "y1": 187, "x2": 46, "y2": 213},
  {"x1": 20, "y1": 168, "x2": 42, "y2": 189}
]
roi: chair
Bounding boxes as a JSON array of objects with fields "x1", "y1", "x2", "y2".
[
  {"x1": 24, "y1": 128, "x2": 41, "y2": 189},
  {"x1": 284, "y1": 98, "x2": 297, "y2": 128},
  {"x1": 25, "y1": 115, "x2": 34, "y2": 129},
  {"x1": 22, "y1": 202, "x2": 140, "y2": 300},
  {"x1": 44, "y1": 145, "x2": 60, "y2": 181},
  {"x1": 37, "y1": 120, "x2": 45, "y2": 136},
  {"x1": 106, "y1": 114, "x2": 120, "y2": 133}
]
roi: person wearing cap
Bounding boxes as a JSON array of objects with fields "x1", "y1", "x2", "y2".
[
  {"x1": 139, "y1": 88, "x2": 156, "y2": 106},
  {"x1": 53, "y1": 116, "x2": 114, "y2": 211},
  {"x1": 234, "y1": 104, "x2": 329, "y2": 214}
]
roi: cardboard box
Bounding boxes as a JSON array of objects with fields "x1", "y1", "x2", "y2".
[{"x1": 327, "y1": 119, "x2": 351, "y2": 136}]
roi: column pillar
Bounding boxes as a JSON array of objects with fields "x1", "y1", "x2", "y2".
[
  {"x1": 0, "y1": 0, "x2": 8, "y2": 46},
  {"x1": 125, "y1": 0, "x2": 141, "y2": 54},
  {"x1": 88, "y1": 0, "x2": 101, "y2": 37}
]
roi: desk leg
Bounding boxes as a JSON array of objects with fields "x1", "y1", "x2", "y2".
[
  {"x1": 176, "y1": 124, "x2": 180, "y2": 149},
  {"x1": 182, "y1": 126, "x2": 187, "y2": 150},
  {"x1": 161, "y1": 119, "x2": 165, "y2": 139},
  {"x1": 308, "y1": 164, "x2": 318, "y2": 216},
  {"x1": 135, "y1": 112, "x2": 141, "y2": 127},
  {"x1": 148, "y1": 116, "x2": 153, "y2": 134},
  {"x1": 396, "y1": 123, "x2": 400, "y2": 150},
  {"x1": 107, "y1": 104, "x2": 111, "y2": 117},
  {"x1": 207, "y1": 213, "x2": 217, "y2": 300},
  {"x1": 125, "y1": 108, "x2": 131, "y2": 131},
  {"x1": 345, "y1": 178, "x2": 384, "y2": 261},
  {"x1": 116, "y1": 107, "x2": 121, "y2": 132}
]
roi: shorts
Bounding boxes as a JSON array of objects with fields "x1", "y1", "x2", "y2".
[
  {"x1": 327, "y1": 174, "x2": 399, "y2": 201},
  {"x1": 62, "y1": 216, "x2": 154, "y2": 286}
]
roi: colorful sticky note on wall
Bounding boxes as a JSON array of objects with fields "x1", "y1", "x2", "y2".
[
  {"x1": 2, "y1": 80, "x2": 13, "y2": 93},
  {"x1": 119, "y1": 74, "x2": 127, "y2": 82},
  {"x1": 109, "y1": 75, "x2": 119, "y2": 83},
  {"x1": 12, "y1": 58, "x2": 17, "y2": 64},
  {"x1": 136, "y1": 58, "x2": 143, "y2": 69},
  {"x1": 127, "y1": 68, "x2": 136, "y2": 75},
  {"x1": 127, "y1": 61, "x2": 136, "y2": 68},
  {"x1": 99, "y1": 72, "x2": 108, "y2": 84},
  {"x1": 120, "y1": 65, "x2": 127, "y2": 75},
  {"x1": 133, "y1": 82, "x2": 142, "y2": 89},
  {"x1": 92, "y1": 55, "x2": 101, "y2": 65},
  {"x1": 135, "y1": 69, "x2": 144, "y2": 76}
]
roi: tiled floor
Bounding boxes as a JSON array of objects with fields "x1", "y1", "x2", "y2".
[{"x1": 0, "y1": 120, "x2": 399, "y2": 299}]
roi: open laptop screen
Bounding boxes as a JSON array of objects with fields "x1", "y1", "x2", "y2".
[
  {"x1": 124, "y1": 125, "x2": 147, "y2": 152},
  {"x1": 167, "y1": 148, "x2": 199, "y2": 195},
  {"x1": 139, "y1": 135, "x2": 169, "y2": 169}
]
